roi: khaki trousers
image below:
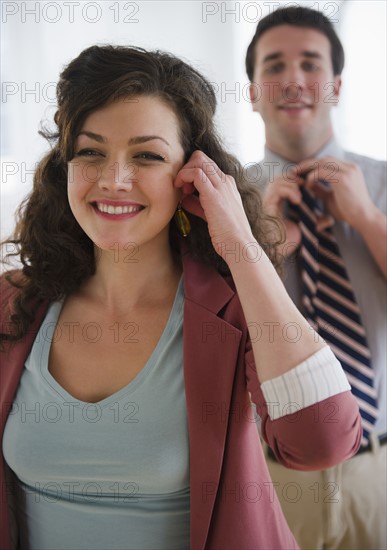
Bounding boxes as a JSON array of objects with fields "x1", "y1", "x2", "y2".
[{"x1": 265, "y1": 434, "x2": 387, "y2": 550}]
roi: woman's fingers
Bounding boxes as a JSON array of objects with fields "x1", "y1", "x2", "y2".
[{"x1": 181, "y1": 194, "x2": 207, "y2": 220}]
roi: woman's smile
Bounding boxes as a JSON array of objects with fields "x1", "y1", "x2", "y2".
[
  {"x1": 92, "y1": 200, "x2": 145, "y2": 219},
  {"x1": 67, "y1": 95, "x2": 185, "y2": 254}
]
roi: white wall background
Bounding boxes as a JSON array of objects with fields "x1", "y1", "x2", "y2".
[{"x1": 1, "y1": 0, "x2": 386, "y2": 242}]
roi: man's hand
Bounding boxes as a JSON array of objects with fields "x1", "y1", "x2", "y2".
[
  {"x1": 297, "y1": 156, "x2": 376, "y2": 231},
  {"x1": 262, "y1": 169, "x2": 304, "y2": 254},
  {"x1": 297, "y1": 156, "x2": 387, "y2": 278}
]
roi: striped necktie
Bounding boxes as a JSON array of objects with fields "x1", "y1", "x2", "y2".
[{"x1": 293, "y1": 185, "x2": 378, "y2": 446}]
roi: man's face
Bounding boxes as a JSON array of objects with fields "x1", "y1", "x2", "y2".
[{"x1": 250, "y1": 25, "x2": 341, "y2": 153}]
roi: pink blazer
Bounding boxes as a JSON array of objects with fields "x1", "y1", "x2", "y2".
[{"x1": 0, "y1": 253, "x2": 361, "y2": 550}]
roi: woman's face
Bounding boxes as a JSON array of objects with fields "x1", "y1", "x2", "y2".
[{"x1": 67, "y1": 95, "x2": 185, "y2": 256}]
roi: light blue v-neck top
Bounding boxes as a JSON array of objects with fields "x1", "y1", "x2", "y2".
[{"x1": 3, "y1": 277, "x2": 190, "y2": 550}]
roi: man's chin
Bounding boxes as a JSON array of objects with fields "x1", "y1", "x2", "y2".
[{"x1": 281, "y1": 127, "x2": 313, "y2": 147}]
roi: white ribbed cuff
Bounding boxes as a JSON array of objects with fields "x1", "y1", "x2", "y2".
[{"x1": 261, "y1": 346, "x2": 351, "y2": 420}]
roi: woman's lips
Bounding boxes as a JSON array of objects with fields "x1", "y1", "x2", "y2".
[{"x1": 92, "y1": 201, "x2": 145, "y2": 219}]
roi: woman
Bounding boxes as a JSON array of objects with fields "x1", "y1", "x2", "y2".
[{"x1": 0, "y1": 45, "x2": 361, "y2": 550}]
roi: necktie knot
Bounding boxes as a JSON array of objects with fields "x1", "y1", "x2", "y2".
[{"x1": 289, "y1": 184, "x2": 335, "y2": 236}]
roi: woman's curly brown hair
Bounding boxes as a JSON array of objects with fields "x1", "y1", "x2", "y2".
[{"x1": 1, "y1": 44, "x2": 284, "y2": 346}]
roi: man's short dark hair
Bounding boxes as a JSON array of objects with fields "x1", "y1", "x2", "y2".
[{"x1": 245, "y1": 6, "x2": 345, "y2": 81}]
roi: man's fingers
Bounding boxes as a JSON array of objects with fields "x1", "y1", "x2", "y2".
[
  {"x1": 312, "y1": 185, "x2": 333, "y2": 200},
  {"x1": 276, "y1": 184, "x2": 302, "y2": 204},
  {"x1": 302, "y1": 159, "x2": 341, "y2": 188},
  {"x1": 316, "y1": 213, "x2": 335, "y2": 231}
]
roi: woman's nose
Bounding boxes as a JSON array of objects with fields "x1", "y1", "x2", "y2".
[{"x1": 98, "y1": 160, "x2": 138, "y2": 192}]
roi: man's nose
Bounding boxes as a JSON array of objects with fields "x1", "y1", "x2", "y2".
[
  {"x1": 286, "y1": 63, "x2": 308, "y2": 84},
  {"x1": 281, "y1": 67, "x2": 307, "y2": 99}
]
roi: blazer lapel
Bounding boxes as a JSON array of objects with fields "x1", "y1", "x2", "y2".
[
  {"x1": 0, "y1": 295, "x2": 48, "y2": 430},
  {"x1": 0, "y1": 291, "x2": 48, "y2": 549},
  {"x1": 182, "y1": 254, "x2": 243, "y2": 549}
]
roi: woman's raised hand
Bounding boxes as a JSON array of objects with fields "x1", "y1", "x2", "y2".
[{"x1": 174, "y1": 151, "x2": 255, "y2": 261}]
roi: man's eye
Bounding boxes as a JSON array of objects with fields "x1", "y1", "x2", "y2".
[
  {"x1": 266, "y1": 63, "x2": 283, "y2": 74},
  {"x1": 135, "y1": 152, "x2": 165, "y2": 161},
  {"x1": 303, "y1": 62, "x2": 319, "y2": 72}
]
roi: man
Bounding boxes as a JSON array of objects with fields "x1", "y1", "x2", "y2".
[{"x1": 245, "y1": 6, "x2": 386, "y2": 550}]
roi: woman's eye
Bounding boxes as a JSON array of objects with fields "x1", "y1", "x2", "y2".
[
  {"x1": 135, "y1": 152, "x2": 165, "y2": 161},
  {"x1": 74, "y1": 149, "x2": 101, "y2": 157}
]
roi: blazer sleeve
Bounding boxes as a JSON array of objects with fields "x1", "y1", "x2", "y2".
[{"x1": 245, "y1": 341, "x2": 362, "y2": 471}]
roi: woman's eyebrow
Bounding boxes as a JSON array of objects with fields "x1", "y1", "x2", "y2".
[
  {"x1": 76, "y1": 132, "x2": 170, "y2": 147},
  {"x1": 127, "y1": 135, "x2": 170, "y2": 147},
  {"x1": 77, "y1": 131, "x2": 106, "y2": 143}
]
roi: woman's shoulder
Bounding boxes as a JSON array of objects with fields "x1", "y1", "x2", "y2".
[
  {"x1": 1, "y1": 269, "x2": 24, "y2": 289},
  {"x1": 0, "y1": 270, "x2": 24, "y2": 313}
]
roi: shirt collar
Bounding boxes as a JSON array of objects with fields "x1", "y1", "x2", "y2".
[{"x1": 261, "y1": 137, "x2": 345, "y2": 180}]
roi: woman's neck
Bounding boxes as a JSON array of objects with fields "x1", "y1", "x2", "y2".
[{"x1": 79, "y1": 243, "x2": 182, "y2": 315}]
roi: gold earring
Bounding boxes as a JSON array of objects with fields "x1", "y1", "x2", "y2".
[{"x1": 174, "y1": 203, "x2": 191, "y2": 237}]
